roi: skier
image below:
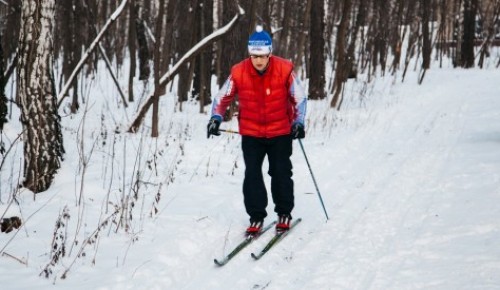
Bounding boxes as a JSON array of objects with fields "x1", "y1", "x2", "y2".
[{"x1": 207, "y1": 25, "x2": 307, "y2": 234}]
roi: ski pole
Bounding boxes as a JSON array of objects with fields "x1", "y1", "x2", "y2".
[
  {"x1": 298, "y1": 139, "x2": 329, "y2": 221},
  {"x1": 219, "y1": 129, "x2": 239, "y2": 134}
]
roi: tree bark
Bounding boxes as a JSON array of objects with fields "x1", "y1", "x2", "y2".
[
  {"x1": 331, "y1": 0, "x2": 352, "y2": 108},
  {"x1": 18, "y1": 0, "x2": 64, "y2": 193},
  {"x1": 294, "y1": 0, "x2": 312, "y2": 73},
  {"x1": 192, "y1": 0, "x2": 214, "y2": 113},
  {"x1": 462, "y1": 0, "x2": 478, "y2": 68},
  {"x1": 151, "y1": 0, "x2": 165, "y2": 137},
  {"x1": 176, "y1": 0, "x2": 199, "y2": 105},
  {"x1": 136, "y1": 1, "x2": 151, "y2": 80},
  {"x1": 309, "y1": 0, "x2": 326, "y2": 100},
  {"x1": 128, "y1": 0, "x2": 137, "y2": 102},
  {"x1": 421, "y1": 0, "x2": 432, "y2": 70},
  {"x1": 0, "y1": 33, "x2": 6, "y2": 132}
]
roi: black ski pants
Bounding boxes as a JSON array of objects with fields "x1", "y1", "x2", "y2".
[{"x1": 242, "y1": 134, "x2": 294, "y2": 222}]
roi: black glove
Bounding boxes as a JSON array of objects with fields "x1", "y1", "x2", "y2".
[
  {"x1": 291, "y1": 123, "x2": 305, "y2": 139},
  {"x1": 207, "y1": 118, "x2": 221, "y2": 138}
]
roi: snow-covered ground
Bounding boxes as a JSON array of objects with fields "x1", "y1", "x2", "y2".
[{"x1": 1, "y1": 62, "x2": 500, "y2": 290}]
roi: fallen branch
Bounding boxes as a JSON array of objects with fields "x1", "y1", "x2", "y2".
[
  {"x1": 1, "y1": 252, "x2": 27, "y2": 265},
  {"x1": 57, "y1": 0, "x2": 128, "y2": 108},
  {"x1": 128, "y1": 9, "x2": 244, "y2": 133}
]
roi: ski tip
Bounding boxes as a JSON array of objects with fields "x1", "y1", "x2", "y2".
[
  {"x1": 214, "y1": 259, "x2": 225, "y2": 267},
  {"x1": 250, "y1": 253, "x2": 260, "y2": 260}
]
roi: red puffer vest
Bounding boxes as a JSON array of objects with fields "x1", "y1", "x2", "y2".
[{"x1": 231, "y1": 56, "x2": 295, "y2": 138}]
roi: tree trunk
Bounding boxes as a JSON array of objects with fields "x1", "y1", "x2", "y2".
[
  {"x1": 136, "y1": 1, "x2": 151, "y2": 80},
  {"x1": 390, "y1": 0, "x2": 406, "y2": 74},
  {"x1": 462, "y1": 0, "x2": 478, "y2": 68},
  {"x1": 152, "y1": 0, "x2": 165, "y2": 137},
  {"x1": 331, "y1": 0, "x2": 352, "y2": 108},
  {"x1": 454, "y1": 0, "x2": 464, "y2": 67},
  {"x1": 309, "y1": 0, "x2": 326, "y2": 100},
  {"x1": 176, "y1": 0, "x2": 199, "y2": 105},
  {"x1": 346, "y1": 0, "x2": 367, "y2": 80},
  {"x1": 192, "y1": 0, "x2": 214, "y2": 113},
  {"x1": 160, "y1": 0, "x2": 178, "y2": 77},
  {"x1": 17, "y1": 0, "x2": 64, "y2": 193},
  {"x1": 0, "y1": 33, "x2": 6, "y2": 132},
  {"x1": 421, "y1": 0, "x2": 432, "y2": 70},
  {"x1": 294, "y1": 0, "x2": 312, "y2": 73},
  {"x1": 128, "y1": 0, "x2": 137, "y2": 102},
  {"x1": 402, "y1": 1, "x2": 420, "y2": 81}
]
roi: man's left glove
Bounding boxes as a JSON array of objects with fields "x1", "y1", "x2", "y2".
[
  {"x1": 207, "y1": 117, "x2": 221, "y2": 138},
  {"x1": 291, "y1": 123, "x2": 305, "y2": 139}
]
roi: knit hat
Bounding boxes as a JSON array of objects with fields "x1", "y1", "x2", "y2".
[{"x1": 248, "y1": 25, "x2": 272, "y2": 55}]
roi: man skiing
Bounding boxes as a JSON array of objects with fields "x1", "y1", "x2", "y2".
[{"x1": 207, "y1": 25, "x2": 307, "y2": 234}]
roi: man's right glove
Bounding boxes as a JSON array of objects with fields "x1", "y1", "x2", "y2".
[
  {"x1": 207, "y1": 117, "x2": 221, "y2": 138},
  {"x1": 291, "y1": 122, "x2": 305, "y2": 139}
]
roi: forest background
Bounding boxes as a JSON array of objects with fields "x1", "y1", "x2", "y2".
[
  {"x1": 1, "y1": 0, "x2": 499, "y2": 194},
  {"x1": 0, "y1": 0, "x2": 499, "y2": 286}
]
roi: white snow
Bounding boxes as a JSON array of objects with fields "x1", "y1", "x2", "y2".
[{"x1": 1, "y1": 58, "x2": 500, "y2": 290}]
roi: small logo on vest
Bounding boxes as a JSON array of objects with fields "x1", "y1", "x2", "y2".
[{"x1": 266, "y1": 88, "x2": 271, "y2": 95}]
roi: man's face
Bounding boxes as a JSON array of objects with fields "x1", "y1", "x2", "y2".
[{"x1": 250, "y1": 54, "x2": 271, "y2": 71}]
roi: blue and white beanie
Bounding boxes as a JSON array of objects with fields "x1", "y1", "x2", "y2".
[{"x1": 248, "y1": 25, "x2": 272, "y2": 55}]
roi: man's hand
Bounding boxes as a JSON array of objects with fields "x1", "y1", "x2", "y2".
[
  {"x1": 291, "y1": 123, "x2": 305, "y2": 139},
  {"x1": 207, "y1": 118, "x2": 221, "y2": 138}
]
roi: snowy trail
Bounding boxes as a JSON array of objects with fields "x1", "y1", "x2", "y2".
[
  {"x1": 2, "y1": 69, "x2": 500, "y2": 290},
  {"x1": 271, "y1": 70, "x2": 499, "y2": 290},
  {"x1": 172, "y1": 69, "x2": 500, "y2": 290}
]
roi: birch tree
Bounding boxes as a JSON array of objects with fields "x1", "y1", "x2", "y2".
[{"x1": 17, "y1": 0, "x2": 64, "y2": 193}]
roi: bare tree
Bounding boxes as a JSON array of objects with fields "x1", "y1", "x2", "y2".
[
  {"x1": 3, "y1": 0, "x2": 500, "y2": 131},
  {"x1": 192, "y1": 0, "x2": 214, "y2": 113},
  {"x1": 402, "y1": 1, "x2": 420, "y2": 81},
  {"x1": 478, "y1": 0, "x2": 500, "y2": 68},
  {"x1": 151, "y1": 0, "x2": 166, "y2": 137},
  {"x1": 331, "y1": 0, "x2": 352, "y2": 108},
  {"x1": 128, "y1": 10, "x2": 243, "y2": 132},
  {"x1": 462, "y1": 0, "x2": 479, "y2": 68},
  {"x1": 294, "y1": 0, "x2": 312, "y2": 73},
  {"x1": 127, "y1": 0, "x2": 137, "y2": 102},
  {"x1": 309, "y1": 0, "x2": 326, "y2": 100},
  {"x1": 0, "y1": 0, "x2": 21, "y2": 67},
  {"x1": 17, "y1": 0, "x2": 64, "y2": 193},
  {"x1": 420, "y1": 0, "x2": 433, "y2": 83},
  {"x1": 390, "y1": 0, "x2": 407, "y2": 74},
  {"x1": 345, "y1": 0, "x2": 366, "y2": 79},
  {"x1": 0, "y1": 33, "x2": 6, "y2": 131},
  {"x1": 136, "y1": 0, "x2": 151, "y2": 80},
  {"x1": 57, "y1": 0, "x2": 85, "y2": 113},
  {"x1": 176, "y1": 0, "x2": 200, "y2": 106},
  {"x1": 453, "y1": 0, "x2": 465, "y2": 67}
]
